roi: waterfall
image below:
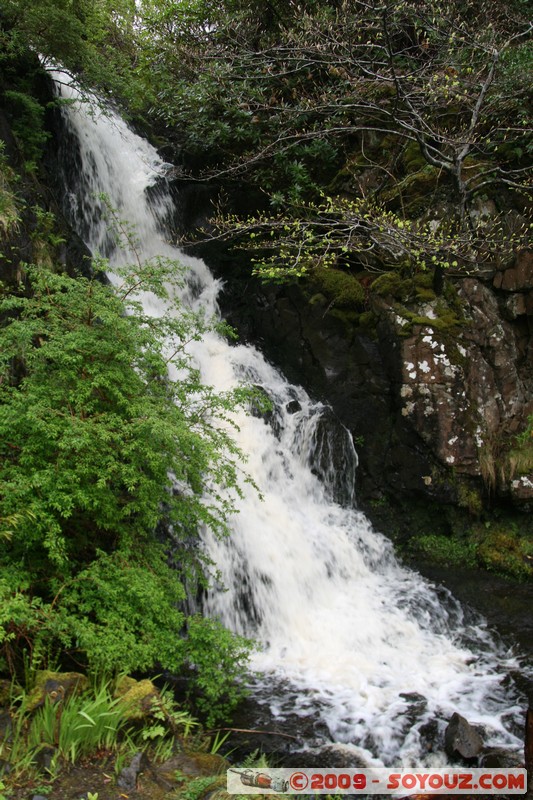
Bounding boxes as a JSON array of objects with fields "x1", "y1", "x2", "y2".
[{"x1": 52, "y1": 75, "x2": 526, "y2": 767}]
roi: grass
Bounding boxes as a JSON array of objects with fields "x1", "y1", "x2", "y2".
[
  {"x1": 407, "y1": 520, "x2": 533, "y2": 581},
  {"x1": 0, "y1": 680, "x2": 133, "y2": 781},
  {"x1": 0, "y1": 675, "x2": 199, "y2": 794}
]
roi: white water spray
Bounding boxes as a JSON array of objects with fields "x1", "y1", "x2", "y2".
[{"x1": 53, "y1": 76, "x2": 526, "y2": 766}]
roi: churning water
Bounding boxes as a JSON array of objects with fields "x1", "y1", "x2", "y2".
[{"x1": 53, "y1": 74, "x2": 526, "y2": 767}]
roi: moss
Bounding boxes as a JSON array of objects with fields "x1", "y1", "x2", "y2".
[
  {"x1": 382, "y1": 165, "x2": 441, "y2": 215},
  {"x1": 358, "y1": 310, "x2": 378, "y2": 329},
  {"x1": 0, "y1": 153, "x2": 21, "y2": 238},
  {"x1": 311, "y1": 266, "x2": 364, "y2": 308},
  {"x1": 414, "y1": 272, "x2": 434, "y2": 289},
  {"x1": 114, "y1": 677, "x2": 160, "y2": 721},
  {"x1": 401, "y1": 141, "x2": 428, "y2": 173},
  {"x1": 181, "y1": 751, "x2": 227, "y2": 775},
  {"x1": 26, "y1": 670, "x2": 89, "y2": 711},
  {"x1": 329, "y1": 307, "x2": 360, "y2": 325},
  {"x1": 370, "y1": 272, "x2": 437, "y2": 305},
  {"x1": 457, "y1": 483, "x2": 483, "y2": 516},
  {"x1": 371, "y1": 271, "x2": 403, "y2": 297},
  {"x1": 403, "y1": 307, "x2": 463, "y2": 332},
  {"x1": 114, "y1": 675, "x2": 138, "y2": 697},
  {"x1": 415, "y1": 287, "x2": 437, "y2": 302},
  {"x1": 474, "y1": 525, "x2": 533, "y2": 580},
  {"x1": 309, "y1": 291, "x2": 327, "y2": 306}
]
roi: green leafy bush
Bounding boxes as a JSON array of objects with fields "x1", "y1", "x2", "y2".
[{"x1": 0, "y1": 256, "x2": 252, "y2": 715}]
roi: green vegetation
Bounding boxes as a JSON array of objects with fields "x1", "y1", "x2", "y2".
[
  {"x1": 2, "y1": 0, "x2": 531, "y2": 284},
  {"x1": 408, "y1": 534, "x2": 478, "y2": 570},
  {"x1": 311, "y1": 265, "x2": 364, "y2": 309},
  {"x1": 407, "y1": 518, "x2": 533, "y2": 581},
  {"x1": 0, "y1": 144, "x2": 20, "y2": 236},
  {"x1": 0, "y1": 673, "x2": 210, "y2": 794},
  {"x1": 146, "y1": 0, "x2": 532, "y2": 290},
  {"x1": 0, "y1": 3, "x2": 532, "y2": 792},
  {"x1": 0, "y1": 236, "x2": 254, "y2": 717}
]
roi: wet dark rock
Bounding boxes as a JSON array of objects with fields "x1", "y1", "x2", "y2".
[
  {"x1": 417, "y1": 717, "x2": 440, "y2": 753},
  {"x1": 196, "y1": 220, "x2": 533, "y2": 518},
  {"x1": 117, "y1": 750, "x2": 148, "y2": 791},
  {"x1": 399, "y1": 692, "x2": 428, "y2": 728},
  {"x1": 286, "y1": 399, "x2": 301, "y2": 414},
  {"x1": 444, "y1": 712, "x2": 484, "y2": 760},
  {"x1": 478, "y1": 746, "x2": 524, "y2": 768}
]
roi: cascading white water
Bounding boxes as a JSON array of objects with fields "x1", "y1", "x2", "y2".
[{"x1": 53, "y1": 75, "x2": 527, "y2": 767}]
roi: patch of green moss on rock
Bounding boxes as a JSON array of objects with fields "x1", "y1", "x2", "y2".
[
  {"x1": 401, "y1": 141, "x2": 426, "y2": 173},
  {"x1": 312, "y1": 266, "x2": 364, "y2": 308},
  {"x1": 358, "y1": 310, "x2": 378, "y2": 329},
  {"x1": 457, "y1": 483, "x2": 484, "y2": 516},
  {"x1": 114, "y1": 676, "x2": 160, "y2": 721},
  {"x1": 26, "y1": 670, "x2": 89, "y2": 711},
  {"x1": 474, "y1": 524, "x2": 533, "y2": 581},
  {"x1": 371, "y1": 271, "x2": 404, "y2": 297}
]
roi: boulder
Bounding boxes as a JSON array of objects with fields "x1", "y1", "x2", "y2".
[
  {"x1": 25, "y1": 671, "x2": 89, "y2": 711},
  {"x1": 478, "y1": 747, "x2": 524, "y2": 768},
  {"x1": 114, "y1": 676, "x2": 160, "y2": 721},
  {"x1": 444, "y1": 712, "x2": 484, "y2": 760},
  {"x1": 117, "y1": 750, "x2": 148, "y2": 791}
]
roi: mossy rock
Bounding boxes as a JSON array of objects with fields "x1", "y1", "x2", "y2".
[
  {"x1": 311, "y1": 266, "x2": 364, "y2": 308},
  {"x1": 415, "y1": 287, "x2": 437, "y2": 302},
  {"x1": 457, "y1": 483, "x2": 483, "y2": 516},
  {"x1": 182, "y1": 751, "x2": 228, "y2": 775},
  {"x1": 358, "y1": 310, "x2": 378, "y2": 329},
  {"x1": 476, "y1": 527, "x2": 533, "y2": 580},
  {"x1": 114, "y1": 676, "x2": 160, "y2": 721},
  {"x1": 401, "y1": 140, "x2": 426, "y2": 173},
  {"x1": 114, "y1": 675, "x2": 138, "y2": 697},
  {"x1": 382, "y1": 165, "x2": 441, "y2": 214},
  {"x1": 329, "y1": 307, "x2": 360, "y2": 326},
  {"x1": 25, "y1": 671, "x2": 89, "y2": 711},
  {"x1": 371, "y1": 271, "x2": 403, "y2": 297},
  {"x1": 404, "y1": 307, "x2": 463, "y2": 332}
]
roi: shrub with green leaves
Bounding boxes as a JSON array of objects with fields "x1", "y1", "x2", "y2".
[{"x1": 0, "y1": 257, "x2": 252, "y2": 718}]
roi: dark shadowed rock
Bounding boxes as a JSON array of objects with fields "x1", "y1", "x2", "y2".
[
  {"x1": 444, "y1": 712, "x2": 484, "y2": 760},
  {"x1": 117, "y1": 751, "x2": 148, "y2": 791},
  {"x1": 478, "y1": 747, "x2": 523, "y2": 768}
]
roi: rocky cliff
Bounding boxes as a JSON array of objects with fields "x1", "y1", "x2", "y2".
[{"x1": 185, "y1": 203, "x2": 533, "y2": 575}]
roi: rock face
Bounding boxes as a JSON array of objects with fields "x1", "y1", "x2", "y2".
[{"x1": 195, "y1": 238, "x2": 533, "y2": 516}]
